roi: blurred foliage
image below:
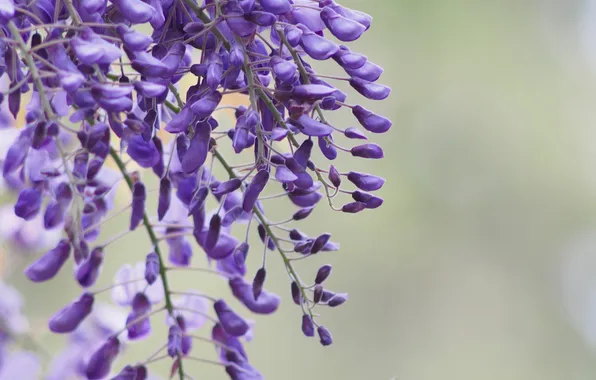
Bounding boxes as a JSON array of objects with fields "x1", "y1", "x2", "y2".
[{"x1": 7, "y1": 0, "x2": 596, "y2": 379}]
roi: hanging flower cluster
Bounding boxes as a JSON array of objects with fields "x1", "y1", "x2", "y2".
[{"x1": 0, "y1": 0, "x2": 391, "y2": 378}]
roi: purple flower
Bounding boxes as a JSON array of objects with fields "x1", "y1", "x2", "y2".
[
  {"x1": 14, "y1": 188, "x2": 42, "y2": 221},
  {"x1": 25, "y1": 239, "x2": 71, "y2": 282},
  {"x1": 49, "y1": 293, "x2": 94, "y2": 333},
  {"x1": 85, "y1": 337, "x2": 120, "y2": 379}
]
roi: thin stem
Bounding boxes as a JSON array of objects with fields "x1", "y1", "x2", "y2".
[{"x1": 109, "y1": 148, "x2": 186, "y2": 379}]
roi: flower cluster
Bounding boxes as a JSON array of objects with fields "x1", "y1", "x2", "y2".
[{"x1": 0, "y1": 0, "x2": 391, "y2": 378}]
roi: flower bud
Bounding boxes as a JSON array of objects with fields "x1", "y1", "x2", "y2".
[
  {"x1": 145, "y1": 252, "x2": 160, "y2": 285},
  {"x1": 49, "y1": 293, "x2": 94, "y2": 333},
  {"x1": 315, "y1": 265, "x2": 332, "y2": 284},
  {"x1": 317, "y1": 326, "x2": 333, "y2": 346},
  {"x1": 301, "y1": 314, "x2": 315, "y2": 337},
  {"x1": 86, "y1": 337, "x2": 120, "y2": 380},
  {"x1": 214, "y1": 300, "x2": 249, "y2": 337},
  {"x1": 25, "y1": 239, "x2": 71, "y2": 282},
  {"x1": 252, "y1": 268, "x2": 266, "y2": 300}
]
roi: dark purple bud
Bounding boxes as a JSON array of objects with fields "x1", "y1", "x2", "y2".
[
  {"x1": 352, "y1": 191, "x2": 384, "y2": 209},
  {"x1": 14, "y1": 188, "x2": 42, "y2": 221},
  {"x1": 206, "y1": 214, "x2": 221, "y2": 250},
  {"x1": 292, "y1": 115, "x2": 333, "y2": 137},
  {"x1": 43, "y1": 202, "x2": 64, "y2": 229},
  {"x1": 315, "y1": 264, "x2": 332, "y2": 284},
  {"x1": 158, "y1": 178, "x2": 171, "y2": 221},
  {"x1": 127, "y1": 293, "x2": 152, "y2": 339},
  {"x1": 347, "y1": 171, "x2": 385, "y2": 191},
  {"x1": 293, "y1": 207, "x2": 314, "y2": 221},
  {"x1": 212, "y1": 178, "x2": 242, "y2": 196},
  {"x1": 332, "y1": 45, "x2": 367, "y2": 69},
  {"x1": 127, "y1": 135, "x2": 160, "y2": 168},
  {"x1": 167, "y1": 325, "x2": 182, "y2": 357},
  {"x1": 242, "y1": 170, "x2": 269, "y2": 212},
  {"x1": 345, "y1": 60, "x2": 384, "y2": 82},
  {"x1": 190, "y1": 91, "x2": 222, "y2": 119},
  {"x1": 8, "y1": 90, "x2": 20, "y2": 119},
  {"x1": 289, "y1": 229, "x2": 307, "y2": 241},
  {"x1": 145, "y1": 252, "x2": 160, "y2": 285},
  {"x1": 49, "y1": 293, "x2": 94, "y2": 333},
  {"x1": 116, "y1": 24, "x2": 152, "y2": 51},
  {"x1": 130, "y1": 182, "x2": 146, "y2": 230},
  {"x1": 301, "y1": 314, "x2": 315, "y2": 337},
  {"x1": 328, "y1": 165, "x2": 341, "y2": 187},
  {"x1": 111, "y1": 0, "x2": 154, "y2": 23},
  {"x1": 229, "y1": 277, "x2": 280, "y2": 314},
  {"x1": 25, "y1": 239, "x2": 71, "y2": 282},
  {"x1": 341, "y1": 201, "x2": 367, "y2": 213},
  {"x1": 294, "y1": 239, "x2": 313, "y2": 254},
  {"x1": 313, "y1": 284, "x2": 323, "y2": 303},
  {"x1": 344, "y1": 126, "x2": 368, "y2": 140},
  {"x1": 320, "y1": 6, "x2": 366, "y2": 42},
  {"x1": 291, "y1": 281, "x2": 301, "y2": 305},
  {"x1": 85, "y1": 337, "x2": 120, "y2": 380},
  {"x1": 257, "y1": 224, "x2": 275, "y2": 251},
  {"x1": 31, "y1": 121, "x2": 47, "y2": 150},
  {"x1": 75, "y1": 246, "x2": 104, "y2": 287},
  {"x1": 351, "y1": 143, "x2": 384, "y2": 159},
  {"x1": 327, "y1": 293, "x2": 348, "y2": 307},
  {"x1": 214, "y1": 300, "x2": 249, "y2": 337},
  {"x1": 311, "y1": 233, "x2": 331, "y2": 254},
  {"x1": 112, "y1": 365, "x2": 148, "y2": 380},
  {"x1": 252, "y1": 268, "x2": 266, "y2": 301},
  {"x1": 317, "y1": 326, "x2": 333, "y2": 346},
  {"x1": 352, "y1": 105, "x2": 392, "y2": 134},
  {"x1": 299, "y1": 27, "x2": 339, "y2": 60},
  {"x1": 260, "y1": 0, "x2": 290, "y2": 14}
]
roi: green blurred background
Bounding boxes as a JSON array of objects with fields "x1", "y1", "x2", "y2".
[{"x1": 8, "y1": 0, "x2": 596, "y2": 379}]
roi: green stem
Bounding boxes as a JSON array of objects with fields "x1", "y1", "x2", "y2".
[{"x1": 109, "y1": 148, "x2": 186, "y2": 379}]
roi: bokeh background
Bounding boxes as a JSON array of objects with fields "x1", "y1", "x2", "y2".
[{"x1": 7, "y1": 0, "x2": 596, "y2": 379}]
